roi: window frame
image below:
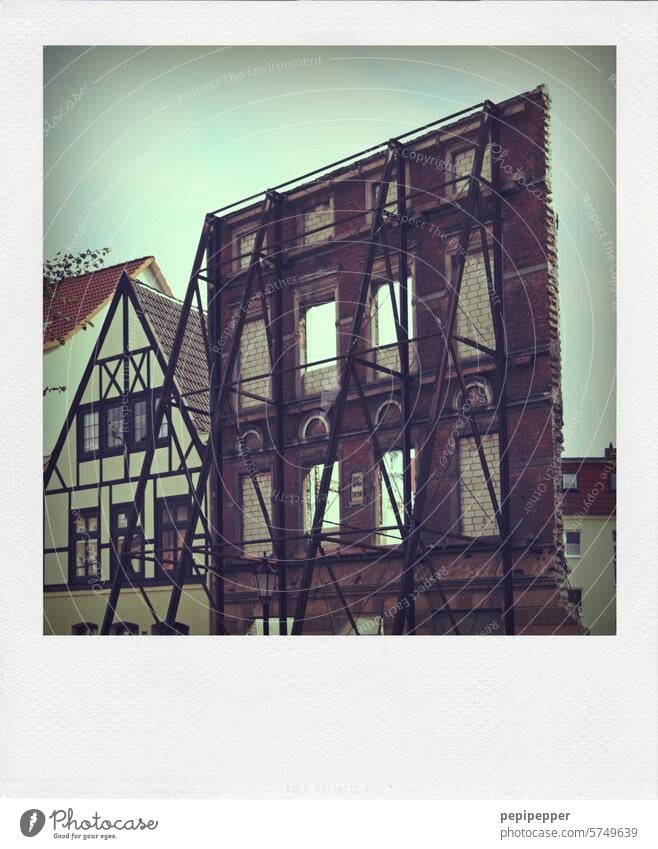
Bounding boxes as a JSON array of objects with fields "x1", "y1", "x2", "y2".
[
  {"x1": 150, "y1": 391, "x2": 170, "y2": 447},
  {"x1": 78, "y1": 392, "x2": 169, "y2": 460},
  {"x1": 69, "y1": 507, "x2": 100, "y2": 585},
  {"x1": 110, "y1": 502, "x2": 145, "y2": 581},
  {"x1": 102, "y1": 400, "x2": 127, "y2": 456},
  {"x1": 561, "y1": 472, "x2": 579, "y2": 492},
  {"x1": 564, "y1": 530, "x2": 581, "y2": 557},
  {"x1": 238, "y1": 469, "x2": 273, "y2": 557},
  {"x1": 301, "y1": 299, "x2": 337, "y2": 374},
  {"x1": 77, "y1": 404, "x2": 100, "y2": 460},
  {"x1": 155, "y1": 496, "x2": 193, "y2": 581},
  {"x1": 303, "y1": 460, "x2": 341, "y2": 534},
  {"x1": 449, "y1": 143, "x2": 492, "y2": 198},
  {"x1": 298, "y1": 197, "x2": 334, "y2": 247},
  {"x1": 609, "y1": 471, "x2": 616, "y2": 493},
  {"x1": 376, "y1": 447, "x2": 416, "y2": 544},
  {"x1": 371, "y1": 276, "x2": 415, "y2": 354}
]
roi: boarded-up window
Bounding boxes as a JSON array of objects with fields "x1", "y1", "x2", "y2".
[
  {"x1": 241, "y1": 472, "x2": 272, "y2": 556},
  {"x1": 238, "y1": 320, "x2": 270, "y2": 408},
  {"x1": 454, "y1": 253, "x2": 495, "y2": 359},
  {"x1": 458, "y1": 435, "x2": 500, "y2": 537},
  {"x1": 452, "y1": 144, "x2": 492, "y2": 197},
  {"x1": 300, "y1": 202, "x2": 333, "y2": 246}
]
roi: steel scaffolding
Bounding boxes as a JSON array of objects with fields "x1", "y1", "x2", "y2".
[{"x1": 100, "y1": 98, "x2": 518, "y2": 636}]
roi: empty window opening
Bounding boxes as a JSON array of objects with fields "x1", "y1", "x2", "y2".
[
  {"x1": 378, "y1": 448, "x2": 416, "y2": 544},
  {"x1": 304, "y1": 462, "x2": 341, "y2": 533},
  {"x1": 301, "y1": 300, "x2": 337, "y2": 395}
]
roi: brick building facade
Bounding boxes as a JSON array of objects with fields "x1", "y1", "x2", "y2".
[{"x1": 203, "y1": 85, "x2": 581, "y2": 635}]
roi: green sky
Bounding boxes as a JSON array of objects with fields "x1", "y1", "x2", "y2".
[{"x1": 43, "y1": 45, "x2": 615, "y2": 456}]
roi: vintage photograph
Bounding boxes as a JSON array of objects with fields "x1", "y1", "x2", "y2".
[{"x1": 42, "y1": 45, "x2": 616, "y2": 636}]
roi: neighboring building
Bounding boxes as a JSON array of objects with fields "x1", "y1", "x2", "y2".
[
  {"x1": 43, "y1": 273, "x2": 211, "y2": 635},
  {"x1": 561, "y1": 444, "x2": 616, "y2": 635},
  {"x1": 43, "y1": 257, "x2": 172, "y2": 454}
]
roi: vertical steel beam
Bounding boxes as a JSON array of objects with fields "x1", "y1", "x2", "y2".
[
  {"x1": 164, "y1": 196, "x2": 273, "y2": 628},
  {"x1": 271, "y1": 192, "x2": 288, "y2": 635},
  {"x1": 207, "y1": 218, "x2": 225, "y2": 634},
  {"x1": 488, "y1": 102, "x2": 515, "y2": 635},
  {"x1": 291, "y1": 148, "x2": 397, "y2": 635},
  {"x1": 392, "y1": 109, "x2": 491, "y2": 634},
  {"x1": 394, "y1": 141, "x2": 414, "y2": 632}
]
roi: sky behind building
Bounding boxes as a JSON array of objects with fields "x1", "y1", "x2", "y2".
[{"x1": 43, "y1": 45, "x2": 615, "y2": 456}]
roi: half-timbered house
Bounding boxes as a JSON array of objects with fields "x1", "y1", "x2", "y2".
[{"x1": 43, "y1": 272, "x2": 211, "y2": 634}]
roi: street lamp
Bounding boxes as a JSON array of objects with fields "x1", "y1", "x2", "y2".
[{"x1": 255, "y1": 553, "x2": 277, "y2": 635}]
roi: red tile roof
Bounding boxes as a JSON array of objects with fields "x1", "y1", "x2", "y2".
[{"x1": 43, "y1": 257, "x2": 154, "y2": 349}]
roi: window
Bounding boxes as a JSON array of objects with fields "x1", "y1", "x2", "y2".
[
  {"x1": 105, "y1": 403, "x2": 125, "y2": 452},
  {"x1": 453, "y1": 252, "x2": 495, "y2": 358},
  {"x1": 157, "y1": 498, "x2": 190, "y2": 577},
  {"x1": 378, "y1": 449, "x2": 416, "y2": 543},
  {"x1": 565, "y1": 530, "x2": 581, "y2": 557},
  {"x1": 458, "y1": 435, "x2": 500, "y2": 537},
  {"x1": 237, "y1": 228, "x2": 257, "y2": 270},
  {"x1": 372, "y1": 279, "x2": 414, "y2": 373},
  {"x1": 304, "y1": 301, "x2": 335, "y2": 370},
  {"x1": 451, "y1": 144, "x2": 492, "y2": 197},
  {"x1": 301, "y1": 301, "x2": 337, "y2": 395},
  {"x1": 455, "y1": 378, "x2": 493, "y2": 410},
  {"x1": 238, "y1": 320, "x2": 270, "y2": 409},
  {"x1": 132, "y1": 398, "x2": 148, "y2": 446},
  {"x1": 72, "y1": 622, "x2": 98, "y2": 635},
  {"x1": 302, "y1": 415, "x2": 329, "y2": 440},
  {"x1": 151, "y1": 394, "x2": 169, "y2": 443},
  {"x1": 562, "y1": 472, "x2": 578, "y2": 492},
  {"x1": 111, "y1": 504, "x2": 144, "y2": 579},
  {"x1": 376, "y1": 401, "x2": 402, "y2": 428},
  {"x1": 300, "y1": 201, "x2": 333, "y2": 247},
  {"x1": 304, "y1": 462, "x2": 341, "y2": 533},
  {"x1": 80, "y1": 409, "x2": 99, "y2": 456},
  {"x1": 241, "y1": 472, "x2": 273, "y2": 556},
  {"x1": 79, "y1": 395, "x2": 167, "y2": 459},
  {"x1": 369, "y1": 176, "x2": 399, "y2": 217},
  {"x1": 609, "y1": 471, "x2": 616, "y2": 492},
  {"x1": 70, "y1": 509, "x2": 100, "y2": 583}
]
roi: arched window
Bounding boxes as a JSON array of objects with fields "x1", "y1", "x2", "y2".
[
  {"x1": 453, "y1": 377, "x2": 493, "y2": 411},
  {"x1": 237, "y1": 428, "x2": 263, "y2": 453},
  {"x1": 375, "y1": 400, "x2": 402, "y2": 427},
  {"x1": 302, "y1": 414, "x2": 329, "y2": 440}
]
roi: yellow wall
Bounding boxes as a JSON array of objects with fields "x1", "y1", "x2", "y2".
[{"x1": 564, "y1": 515, "x2": 616, "y2": 635}]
